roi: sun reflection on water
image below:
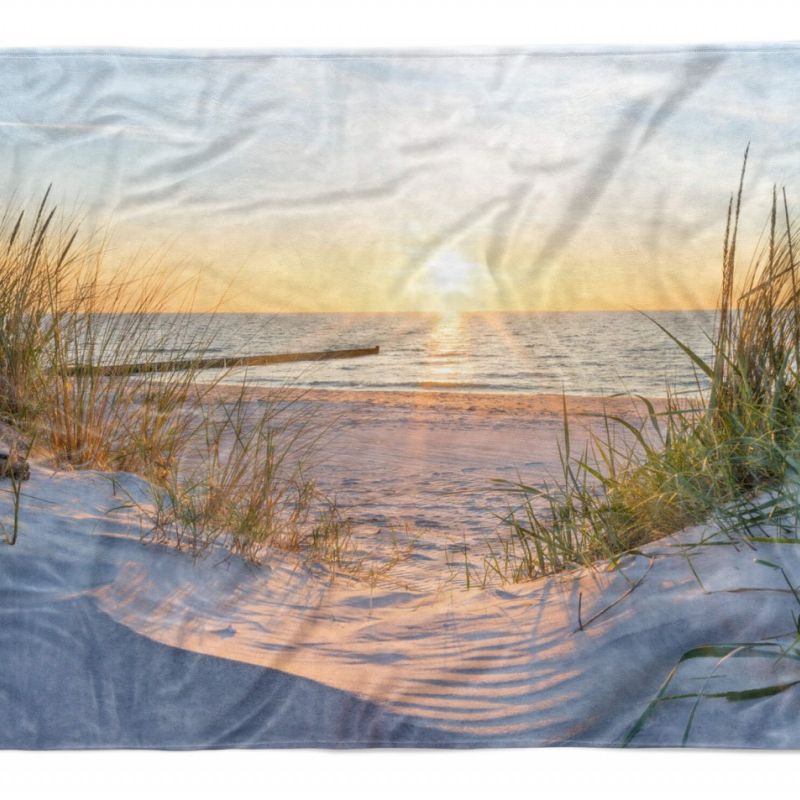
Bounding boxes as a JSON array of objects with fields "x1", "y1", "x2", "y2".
[{"x1": 422, "y1": 311, "x2": 472, "y2": 388}]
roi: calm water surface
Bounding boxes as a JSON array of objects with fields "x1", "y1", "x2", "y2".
[{"x1": 134, "y1": 311, "x2": 716, "y2": 397}]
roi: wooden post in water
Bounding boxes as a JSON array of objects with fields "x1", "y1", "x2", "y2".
[{"x1": 67, "y1": 346, "x2": 380, "y2": 377}]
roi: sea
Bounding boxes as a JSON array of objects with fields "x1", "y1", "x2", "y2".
[{"x1": 136, "y1": 310, "x2": 717, "y2": 397}]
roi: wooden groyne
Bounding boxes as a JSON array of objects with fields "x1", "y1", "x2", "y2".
[{"x1": 67, "y1": 346, "x2": 380, "y2": 377}]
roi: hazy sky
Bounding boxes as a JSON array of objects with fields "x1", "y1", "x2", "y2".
[{"x1": 1, "y1": 47, "x2": 799, "y2": 312}]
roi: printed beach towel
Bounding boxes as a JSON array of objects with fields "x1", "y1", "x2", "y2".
[{"x1": 2, "y1": 46, "x2": 800, "y2": 749}]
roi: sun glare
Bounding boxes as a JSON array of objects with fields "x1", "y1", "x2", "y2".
[{"x1": 406, "y1": 252, "x2": 497, "y2": 312}]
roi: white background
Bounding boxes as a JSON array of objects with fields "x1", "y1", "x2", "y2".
[{"x1": 0, "y1": 1, "x2": 798, "y2": 797}]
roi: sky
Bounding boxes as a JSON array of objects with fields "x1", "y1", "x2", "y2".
[{"x1": 1, "y1": 46, "x2": 799, "y2": 312}]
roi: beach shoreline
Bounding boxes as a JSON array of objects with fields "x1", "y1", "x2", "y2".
[{"x1": 209, "y1": 384, "x2": 666, "y2": 416}]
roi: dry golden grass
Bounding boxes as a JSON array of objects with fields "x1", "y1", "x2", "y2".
[{"x1": 0, "y1": 190, "x2": 351, "y2": 565}]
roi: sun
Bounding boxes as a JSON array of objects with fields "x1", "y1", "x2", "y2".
[{"x1": 407, "y1": 252, "x2": 497, "y2": 312}]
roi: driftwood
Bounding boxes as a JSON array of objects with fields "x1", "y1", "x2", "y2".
[
  {"x1": 66, "y1": 346, "x2": 380, "y2": 378},
  {"x1": 0, "y1": 452, "x2": 30, "y2": 482}
]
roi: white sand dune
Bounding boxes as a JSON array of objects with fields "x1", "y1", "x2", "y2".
[
  {"x1": 0, "y1": 467, "x2": 460, "y2": 748},
  {"x1": 3, "y1": 462, "x2": 800, "y2": 748}
]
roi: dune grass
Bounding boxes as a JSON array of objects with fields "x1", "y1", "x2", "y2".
[
  {"x1": 0, "y1": 190, "x2": 349, "y2": 565},
  {"x1": 496, "y1": 150, "x2": 800, "y2": 581},
  {"x1": 137, "y1": 382, "x2": 352, "y2": 563},
  {"x1": 0, "y1": 190, "x2": 223, "y2": 481}
]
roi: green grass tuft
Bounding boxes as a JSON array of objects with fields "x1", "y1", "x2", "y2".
[{"x1": 496, "y1": 150, "x2": 800, "y2": 580}]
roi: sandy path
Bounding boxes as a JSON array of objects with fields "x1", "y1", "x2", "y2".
[
  {"x1": 207, "y1": 388, "x2": 649, "y2": 589},
  {"x1": 5, "y1": 390, "x2": 799, "y2": 748}
]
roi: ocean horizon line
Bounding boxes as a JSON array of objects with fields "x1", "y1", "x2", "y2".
[{"x1": 88, "y1": 307, "x2": 720, "y2": 316}]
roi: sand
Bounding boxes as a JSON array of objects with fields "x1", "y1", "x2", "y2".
[
  {"x1": 214, "y1": 388, "x2": 653, "y2": 575},
  {"x1": 2, "y1": 390, "x2": 799, "y2": 748}
]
